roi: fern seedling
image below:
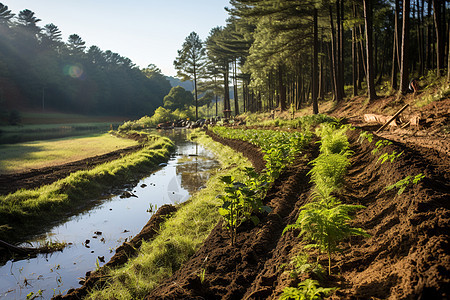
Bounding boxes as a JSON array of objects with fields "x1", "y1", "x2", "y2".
[
  {"x1": 280, "y1": 279, "x2": 336, "y2": 300},
  {"x1": 284, "y1": 202, "x2": 369, "y2": 275}
]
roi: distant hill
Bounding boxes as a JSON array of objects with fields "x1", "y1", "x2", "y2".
[{"x1": 167, "y1": 77, "x2": 194, "y2": 91}]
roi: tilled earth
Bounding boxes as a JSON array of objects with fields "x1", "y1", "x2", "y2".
[
  {"x1": 146, "y1": 129, "x2": 449, "y2": 299},
  {"x1": 4, "y1": 106, "x2": 449, "y2": 299}
]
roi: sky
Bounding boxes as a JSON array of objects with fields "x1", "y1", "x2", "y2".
[{"x1": 5, "y1": 0, "x2": 230, "y2": 76}]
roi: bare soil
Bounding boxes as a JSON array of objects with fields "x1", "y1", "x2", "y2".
[
  {"x1": 4, "y1": 95, "x2": 449, "y2": 299},
  {"x1": 147, "y1": 127, "x2": 449, "y2": 299}
]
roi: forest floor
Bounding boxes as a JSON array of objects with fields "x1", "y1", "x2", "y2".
[{"x1": 3, "y1": 90, "x2": 449, "y2": 299}]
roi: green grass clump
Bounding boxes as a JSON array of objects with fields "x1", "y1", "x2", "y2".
[
  {"x1": 85, "y1": 131, "x2": 252, "y2": 299},
  {"x1": 0, "y1": 133, "x2": 139, "y2": 174},
  {"x1": 250, "y1": 114, "x2": 336, "y2": 132},
  {"x1": 0, "y1": 134, "x2": 174, "y2": 240}
]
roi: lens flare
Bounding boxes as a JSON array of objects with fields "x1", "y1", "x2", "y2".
[{"x1": 63, "y1": 64, "x2": 84, "y2": 79}]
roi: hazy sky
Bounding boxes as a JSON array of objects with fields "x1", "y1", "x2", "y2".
[{"x1": 5, "y1": 0, "x2": 230, "y2": 76}]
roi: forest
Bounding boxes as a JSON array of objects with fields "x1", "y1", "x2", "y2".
[
  {"x1": 0, "y1": 3, "x2": 171, "y2": 118},
  {"x1": 2, "y1": 1, "x2": 449, "y2": 122},
  {"x1": 173, "y1": 0, "x2": 449, "y2": 118}
]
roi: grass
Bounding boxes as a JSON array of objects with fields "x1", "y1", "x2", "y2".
[
  {"x1": 0, "y1": 133, "x2": 174, "y2": 241},
  {"x1": 0, "y1": 133, "x2": 139, "y2": 174},
  {"x1": 85, "y1": 130, "x2": 253, "y2": 300}
]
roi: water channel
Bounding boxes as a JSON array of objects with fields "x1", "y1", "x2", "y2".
[{"x1": 0, "y1": 129, "x2": 219, "y2": 299}]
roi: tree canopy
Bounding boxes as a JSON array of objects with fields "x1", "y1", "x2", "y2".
[{"x1": 0, "y1": 4, "x2": 171, "y2": 118}]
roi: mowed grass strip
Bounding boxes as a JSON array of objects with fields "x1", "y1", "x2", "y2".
[
  {"x1": 0, "y1": 133, "x2": 139, "y2": 174},
  {"x1": 0, "y1": 133, "x2": 174, "y2": 241}
]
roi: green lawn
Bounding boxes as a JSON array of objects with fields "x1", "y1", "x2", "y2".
[{"x1": 0, "y1": 133, "x2": 139, "y2": 174}]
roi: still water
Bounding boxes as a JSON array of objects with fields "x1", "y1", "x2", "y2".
[{"x1": 0, "y1": 129, "x2": 219, "y2": 299}]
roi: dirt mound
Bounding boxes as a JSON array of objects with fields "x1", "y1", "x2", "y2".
[
  {"x1": 148, "y1": 130, "x2": 449, "y2": 299},
  {"x1": 206, "y1": 129, "x2": 266, "y2": 173},
  {"x1": 0, "y1": 144, "x2": 143, "y2": 195},
  {"x1": 53, "y1": 204, "x2": 178, "y2": 300},
  {"x1": 330, "y1": 96, "x2": 450, "y2": 157}
]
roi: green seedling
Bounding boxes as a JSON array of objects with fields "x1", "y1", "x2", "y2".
[
  {"x1": 386, "y1": 173, "x2": 425, "y2": 195},
  {"x1": 288, "y1": 253, "x2": 324, "y2": 280},
  {"x1": 358, "y1": 131, "x2": 373, "y2": 144},
  {"x1": 280, "y1": 279, "x2": 336, "y2": 300},
  {"x1": 284, "y1": 201, "x2": 369, "y2": 275},
  {"x1": 371, "y1": 139, "x2": 392, "y2": 155},
  {"x1": 218, "y1": 175, "x2": 271, "y2": 245},
  {"x1": 377, "y1": 150, "x2": 403, "y2": 165}
]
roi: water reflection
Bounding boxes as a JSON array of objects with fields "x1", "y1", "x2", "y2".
[{"x1": 0, "y1": 129, "x2": 219, "y2": 299}]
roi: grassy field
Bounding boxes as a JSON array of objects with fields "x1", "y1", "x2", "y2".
[
  {"x1": 0, "y1": 112, "x2": 129, "y2": 144},
  {"x1": 0, "y1": 133, "x2": 139, "y2": 174},
  {"x1": 0, "y1": 133, "x2": 174, "y2": 241}
]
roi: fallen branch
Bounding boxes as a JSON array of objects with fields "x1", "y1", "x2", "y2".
[
  {"x1": 376, "y1": 104, "x2": 410, "y2": 133},
  {"x1": 0, "y1": 239, "x2": 33, "y2": 255}
]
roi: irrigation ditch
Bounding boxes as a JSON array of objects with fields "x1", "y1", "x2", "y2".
[{"x1": 0, "y1": 130, "x2": 220, "y2": 299}]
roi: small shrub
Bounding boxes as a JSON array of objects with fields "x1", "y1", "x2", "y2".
[
  {"x1": 280, "y1": 279, "x2": 336, "y2": 300},
  {"x1": 284, "y1": 201, "x2": 369, "y2": 275}
]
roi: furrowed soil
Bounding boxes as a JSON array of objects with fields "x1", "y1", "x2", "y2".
[
  {"x1": 4, "y1": 95, "x2": 449, "y2": 299},
  {"x1": 145, "y1": 96, "x2": 449, "y2": 299},
  {"x1": 0, "y1": 144, "x2": 143, "y2": 195},
  {"x1": 147, "y1": 128, "x2": 449, "y2": 299}
]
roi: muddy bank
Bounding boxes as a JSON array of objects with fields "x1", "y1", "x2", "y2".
[
  {"x1": 147, "y1": 129, "x2": 449, "y2": 299},
  {"x1": 206, "y1": 129, "x2": 266, "y2": 173}
]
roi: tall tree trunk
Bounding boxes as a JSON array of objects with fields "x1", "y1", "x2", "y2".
[
  {"x1": 352, "y1": 2, "x2": 358, "y2": 96},
  {"x1": 233, "y1": 59, "x2": 239, "y2": 116},
  {"x1": 193, "y1": 65, "x2": 198, "y2": 120},
  {"x1": 448, "y1": 25, "x2": 450, "y2": 82},
  {"x1": 224, "y1": 63, "x2": 230, "y2": 117},
  {"x1": 363, "y1": 0, "x2": 377, "y2": 101},
  {"x1": 329, "y1": 5, "x2": 341, "y2": 101},
  {"x1": 399, "y1": 0, "x2": 411, "y2": 95},
  {"x1": 319, "y1": 41, "x2": 325, "y2": 100},
  {"x1": 427, "y1": 0, "x2": 433, "y2": 69},
  {"x1": 391, "y1": 17, "x2": 399, "y2": 90},
  {"x1": 336, "y1": 0, "x2": 345, "y2": 100},
  {"x1": 358, "y1": 24, "x2": 368, "y2": 79},
  {"x1": 395, "y1": 0, "x2": 402, "y2": 70},
  {"x1": 312, "y1": 8, "x2": 319, "y2": 114},
  {"x1": 432, "y1": 0, "x2": 443, "y2": 76},
  {"x1": 278, "y1": 65, "x2": 287, "y2": 111},
  {"x1": 417, "y1": 0, "x2": 424, "y2": 76}
]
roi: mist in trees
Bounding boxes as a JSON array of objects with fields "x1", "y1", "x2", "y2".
[{"x1": 0, "y1": 4, "x2": 171, "y2": 118}]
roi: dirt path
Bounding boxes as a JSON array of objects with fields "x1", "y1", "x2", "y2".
[{"x1": 0, "y1": 144, "x2": 143, "y2": 195}]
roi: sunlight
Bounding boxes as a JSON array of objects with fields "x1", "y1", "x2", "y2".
[{"x1": 63, "y1": 64, "x2": 84, "y2": 79}]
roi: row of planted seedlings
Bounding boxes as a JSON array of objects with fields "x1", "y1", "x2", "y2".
[
  {"x1": 358, "y1": 131, "x2": 425, "y2": 195},
  {"x1": 280, "y1": 123, "x2": 370, "y2": 300},
  {"x1": 211, "y1": 127, "x2": 311, "y2": 245}
]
